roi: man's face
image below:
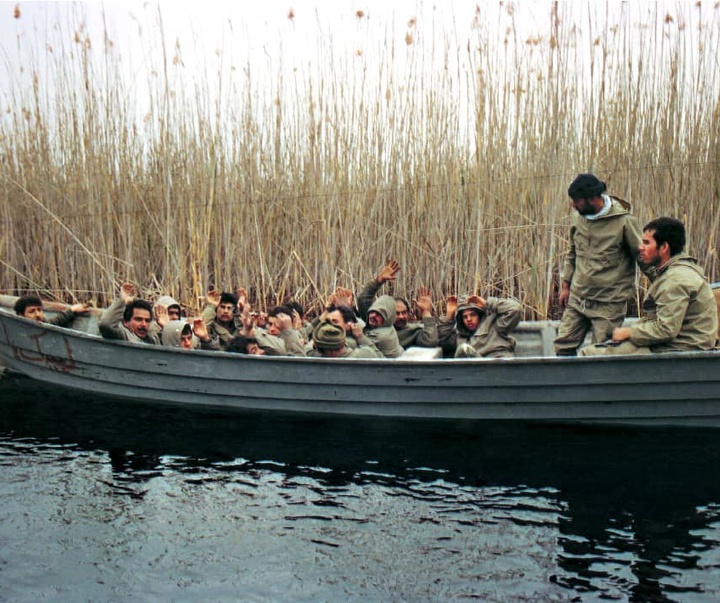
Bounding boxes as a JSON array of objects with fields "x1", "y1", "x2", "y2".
[
  {"x1": 22, "y1": 305, "x2": 45, "y2": 322},
  {"x1": 168, "y1": 306, "x2": 181, "y2": 321},
  {"x1": 638, "y1": 229, "x2": 664, "y2": 267},
  {"x1": 461, "y1": 309, "x2": 481, "y2": 332},
  {"x1": 266, "y1": 318, "x2": 281, "y2": 336},
  {"x1": 124, "y1": 308, "x2": 152, "y2": 338},
  {"x1": 368, "y1": 311, "x2": 384, "y2": 328},
  {"x1": 180, "y1": 330, "x2": 194, "y2": 349},
  {"x1": 327, "y1": 310, "x2": 349, "y2": 332},
  {"x1": 394, "y1": 301, "x2": 409, "y2": 328},
  {"x1": 216, "y1": 302, "x2": 235, "y2": 324},
  {"x1": 570, "y1": 197, "x2": 597, "y2": 216},
  {"x1": 247, "y1": 342, "x2": 265, "y2": 355}
]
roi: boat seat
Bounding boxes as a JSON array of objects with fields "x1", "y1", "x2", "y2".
[{"x1": 400, "y1": 347, "x2": 444, "y2": 360}]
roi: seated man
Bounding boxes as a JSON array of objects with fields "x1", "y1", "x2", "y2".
[
  {"x1": 226, "y1": 335, "x2": 265, "y2": 355},
  {"x1": 363, "y1": 295, "x2": 404, "y2": 358},
  {"x1": 394, "y1": 288, "x2": 439, "y2": 349},
  {"x1": 14, "y1": 294, "x2": 89, "y2": 327},
  {"x1": 154, "y1": 295, "x2": 182, "y2": 321},
  {"x1": 98, "y1": 283, "x2": 160, "y2": 344},
  {"x1": 161, "y1": 320, "x2": 195, "y2": 349},
  {"x1": 357, "y1": 259, "x2": 439, "y2": 349},
  {"x1": 160, "y1": 318, "x2": 217, "y2": 350},
  {"x1": 253, "y1": 305, "x2": 306, "y2": 356},
  {"x1": 308, "y1": 303, "x2": 364, "y2": 351},
  {"x1": 307, "y1": 321, "x2": 383, "y2": 359},
  {"x1": 438, "y1": 294, "x2": 522, "y2": 358},
  {"x1": 581, "y1": 217, "x2": 718, "y2": 355},
  {"x1": 200, "y1": 290, "x2": 240, "y2": 350}
]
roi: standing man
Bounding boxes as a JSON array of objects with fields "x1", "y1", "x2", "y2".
[
  {"x1": 581, "y1": 217, "x2": 718, "y2": 355},
  {"x1": 554, "y1": 173, "x2": 643, "y2": 355}
]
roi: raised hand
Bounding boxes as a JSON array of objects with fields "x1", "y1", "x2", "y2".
[
  {"x1": 235, "y1": 287, "x2": 248, "y2": 312},
  {"x1": 467, "y1": 294, "x2": 486, "y2": 309},
  {"x1": 349, "y1": 321, "x2": 363, "y2": 340},
  {"x1": 445, "y1": 295, "x2": 458, "y2": 319},
  {"x1": 240, "y1": 305, "x2": 254, "y2": 334},
  {"x1": 273, "y1": 313, "x2": 293, "y2": 332},
  {"x1": 413, "y1": 287, "x2": 433, "y2": 318},
  {"x1": 333, "y1": 287, "x2": 354, "y2": 309},
  {"x1": 120, "y1": 283, "x2": 137, "y2": 304},
  {"x1": 192, "y1": 317, "x2": 210, "y2": 342},
  {"x1": 69, "y1": 303, "x2": 91, "y2": 316},
  {"x1": 378, "y1": 258, "x2": 400, "y2": 283},
  {"x1": 155, "y1": 304, "x2": 169, "y2": 327},
  {"x1": 207, "y1": 289, "x2": 221, "y2": 306}
]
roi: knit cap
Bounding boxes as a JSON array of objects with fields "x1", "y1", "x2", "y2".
[
  {"x1": 313, "y1": 322, "x2": 346, "y2": 350},
  {"x1": 567, "y1": 173, "x2": 606, "y2": 199}
]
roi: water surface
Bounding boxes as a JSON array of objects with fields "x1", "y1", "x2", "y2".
[{"x1": 1, "y1": 374, "x2": 719, "y2": 601}]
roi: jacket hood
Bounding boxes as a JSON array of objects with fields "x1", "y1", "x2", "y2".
[
  {"x1": 454, "y1": 296, "x2": 485, "y2": 334},
  {"x1": 155, "y1": 295, "x2": 181, "y2": 311},
  {"x1": 587, "y1": 195, "x2": 632, "y2": 219},
  {"x1": 367, "y1": 295, "x2": 397, "y2": 328},
  {"x1": 657, "y1": 253, "x2": 705, "y2": 279},
  {"x1": 161, "y1": 320, "x2": 191, "y2": 348}
]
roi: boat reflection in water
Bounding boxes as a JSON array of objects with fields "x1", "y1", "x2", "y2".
[{"x1": 1, "y1": 374, "x2": 720, "y2": 601}]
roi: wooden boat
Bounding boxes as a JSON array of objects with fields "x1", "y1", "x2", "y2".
[{"x1": 1, "y1": 292, "x2": 719, "y2": 427}]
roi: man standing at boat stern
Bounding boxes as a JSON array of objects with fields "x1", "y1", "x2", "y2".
[
  {"x1": 554, "y1": 173, "x2": 643, "y2": 355},
  {"x1": 580, "y1": 217, "x2": 718, "y2": 355}
]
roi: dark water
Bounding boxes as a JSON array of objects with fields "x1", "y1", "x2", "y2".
[{"x1": 1, "y1": 374, "x2": 720, "y2": 602}]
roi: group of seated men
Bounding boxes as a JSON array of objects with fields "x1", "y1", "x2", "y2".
[
  {"x1": 88, "y1": 258, "x2": 524, "y2": 359},
  {"x1": 11, "y1": 258, "x2": 526, "y2": 359}
]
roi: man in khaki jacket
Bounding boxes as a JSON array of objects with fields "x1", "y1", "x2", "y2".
[
  {"x1": 554, "y1": 173, "x2": 643, "y2": 355},
  {"x1": 581, "y1": 217, "x2": 717, "y2": 355},
  {"x1": 438, "y1": 294, "x2": 522, "y2": 358}
]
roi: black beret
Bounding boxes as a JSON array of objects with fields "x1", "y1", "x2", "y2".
[{"x1": 567, "y1": 173, "x2": 607, "y2": 199}]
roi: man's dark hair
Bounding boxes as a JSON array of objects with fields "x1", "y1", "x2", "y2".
[
  {"x1": 643, "y1": 217, "x2": 686, "y2": 256},
  {"x1": 268, "y1": 305, "x2": 293, "y2": 318},
  {"x1": 123, "y1": 299, "x2": 153, "y2": 322},
  {"x1": 219, "y1": 292, "x2": 238, "y2": 306},
  {"x1": 326, "y1": 304, "x2": 357, "y2": 325},
  {"x1": 14, "y1": 294, "x2": 43, "y2": 316},
  {"x1": 286, "y1": 300, "x2": 304, "y2": 317},
  {"x1": 226, "y1": 335, "x2": 258, "y2": 354}
]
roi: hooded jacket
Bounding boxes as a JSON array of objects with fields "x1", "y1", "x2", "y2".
[
  {"x1": 358, "y1": 279, "x2": 439, "y2": 349},
  {"x1": 161, "y1": 320, "x2": 192, "y2": 348},
  {"x1": 561, "y1": 196, "x2": 643, "y2": 303},
  {"x1": 438, "y1": 296, "x2": 522, "y2": 358},
  {"x1": 154, "y1": 295, "x2": 181, "y2": 314},
  {"x1": 150, "y1": 295, "x2": 182, "y2": 338},
  {"x1": 363, "y1": 295, "x2": 404, "y2": 358},
  {"x1": 629, "y1": 254, "x2": 718, "y2": 352}
]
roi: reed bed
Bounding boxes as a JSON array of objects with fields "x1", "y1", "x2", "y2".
[{"x1": 1, "y1": 2, "x2": 719, "y2": 319}]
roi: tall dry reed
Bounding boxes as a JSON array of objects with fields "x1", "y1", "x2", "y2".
[{"x1": 1, "y1": 3, "x2": 718, "y2": 318}]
